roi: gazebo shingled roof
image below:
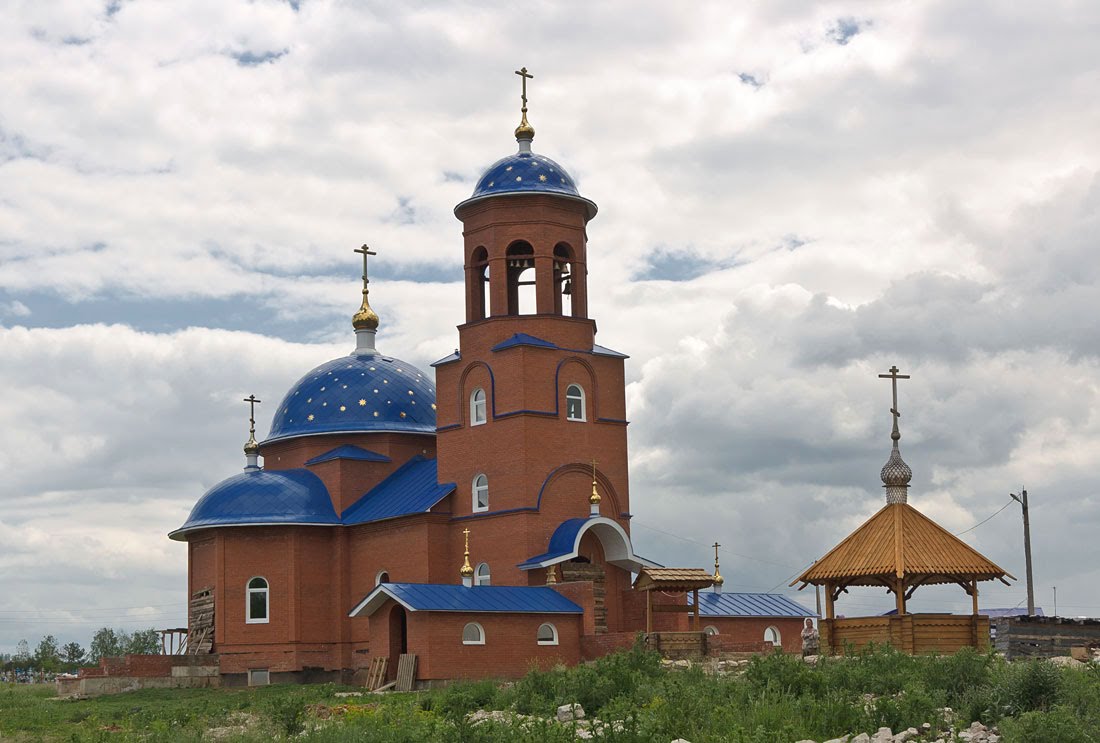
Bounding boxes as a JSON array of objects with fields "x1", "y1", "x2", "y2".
[
  {"x1": 633, "y1": 568, "x2": 716, "y2": 592},
  {"x1": 792, "y1": 502, "x2": 1014, "y2": 590}
]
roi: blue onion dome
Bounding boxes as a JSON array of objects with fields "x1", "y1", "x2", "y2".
[
  {"x1": 456, "y1": 150, "x2": 597, "y2": 219},
  {"x1": 169, "y1": 468, "x2": 339, "y2": 540},
  {"x1": 264, "y1": 353, "x2": 436, "y2": 443}
]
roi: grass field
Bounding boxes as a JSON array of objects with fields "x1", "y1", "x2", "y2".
[{"x1": 2, "y1": 645, "x2": 1099, "y2": 742}]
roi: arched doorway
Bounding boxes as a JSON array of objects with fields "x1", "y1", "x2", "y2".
[{"x1": 387, "y1": 604, "x2": 407, "y2": 680}]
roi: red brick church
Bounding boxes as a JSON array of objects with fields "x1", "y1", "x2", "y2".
[{"x1": 170, "y1": 76, "x2": 813, "y2": 686}]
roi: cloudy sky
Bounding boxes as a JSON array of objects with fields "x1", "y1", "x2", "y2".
[{"x1": 2, "y1": 0, "x2": 1099, "y2": 654}]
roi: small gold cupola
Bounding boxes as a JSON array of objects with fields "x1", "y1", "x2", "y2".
[
  {"x1": 461, "y1": 527, "x2": 475, "y2": 586},
  {"x1": 242, "y1": 394, "x2": 261, "y2": 470},
  {"x1": 588, "y1": 458, "x2": 602, "y2": 516},
  {"x1": 712, "y1": 541, "x2": 724, "y2": 594}
]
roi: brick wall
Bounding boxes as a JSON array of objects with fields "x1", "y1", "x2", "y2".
[
  {"x1": 581, "y1": 632, "x2": 638, "y2": 661},
  {"x1": 701, "y1": 617, "x2": 808, "y2": 654}
]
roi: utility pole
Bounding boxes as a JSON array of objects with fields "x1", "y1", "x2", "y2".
[{"x1": 1010, "y1": 488, "x2": 1035, "y2": 616}]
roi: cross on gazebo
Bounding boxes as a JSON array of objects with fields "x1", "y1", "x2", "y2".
[{"x1": 878, "y1": 365, "x2": 910, "y2": 437}]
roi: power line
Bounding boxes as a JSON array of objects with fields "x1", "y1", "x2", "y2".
[
  {"x1": 631, "y1": 519, "x2": 800, "y2": 570},
  {"x1": 955, "y1": 498, "x2": 1014, "y2": 536}
]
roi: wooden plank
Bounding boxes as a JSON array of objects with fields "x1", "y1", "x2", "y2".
[
  {"x1": 365, "y1": 657, "x2": 388, "y2": 691},
  {"x1": 395, "y1": 654, "x2": 417, "y2": 692}
]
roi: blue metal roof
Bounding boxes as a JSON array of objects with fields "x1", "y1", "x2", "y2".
[
  {"x1": 265, "y1": 353, "x2": 436, "y2": 443},
  {"x1": 430, "y1": 350, "x2": 461, "y2": 367},
  {"x1": 491, "y1": 333, "x2": 558, "y2": 352},
  {"x1": 170, "y1": 469, "x2": 339, "y2": 540},
  {"x1": 349, "y1": 582, "x2": 583, "y2": 617},
  {"x1": 342, "y1": 456, "x2": 455, "y2": 524},
  {"x1": 456, "y1": 148, "x2": 597, "y2": 218},
  {"x1": 691, "y1": 592, "x2": 817, "y2": 618},
  {"x1": 304, "y1": 444, "x2": 391, "y2": 466}
]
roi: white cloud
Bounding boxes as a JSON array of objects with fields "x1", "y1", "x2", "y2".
[{"x1": 2, "y1": 0, "x2": 1100, "y2": 650}]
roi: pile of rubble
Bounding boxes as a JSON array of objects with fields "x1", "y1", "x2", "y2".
[
  {"x1": 793, "y1": 720, "x2": 1001, "y2": 743},
  {"x1": 468, "y1": 703, "x2": 623, "y2": 740}
]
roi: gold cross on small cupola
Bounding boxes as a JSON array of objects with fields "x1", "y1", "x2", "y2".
[
  {"x1": 352, "y1": 244, "x2": 380, "y2": 354},
  {"x1": 242, "y1": 394, "x2": 261, "y2": 466},
  {"x1": 514, "y1": 66, "x2": 535, "y2": 142}
]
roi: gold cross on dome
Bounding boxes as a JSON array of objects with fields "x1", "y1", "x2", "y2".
[
  {"x1": 354, "y1": 244, "x2": 377, "y2": 287},
  {"x1": 515, "y1": 66, "x2": 533, "y2": 109},
  {"x1": 243, "y1": 394, "x2": 261, "y2": 430}
]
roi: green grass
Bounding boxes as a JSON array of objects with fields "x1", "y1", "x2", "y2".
[{"x1": 3, "y1": 647, "x2": 1099, "y2": 742}]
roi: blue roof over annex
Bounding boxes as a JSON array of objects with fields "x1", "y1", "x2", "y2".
[
  {"x1": 265, "y1": 353, "x2": 437, "y2": 444},
  {"x1": 349, "y1": 583, "x2": 583, "y2": 618},
  {"x1": 691, "y1": 592, "x2": 817, "y2": 618},
  {"x1": 342, "y1": 456, "x2": 455, "y2": 525},
  {"x1": 169, "y1": 468, "x2": 340, "y2": 540}
]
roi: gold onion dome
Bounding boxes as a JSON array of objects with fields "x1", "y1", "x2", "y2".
[
  {"x1": 515, "y1": 111, "x2": 535, "y2": 140},
  {"x1": 713, "y1": 571, "x2": 724, "y2": 586},
  {"x1": 460, "y1": 528, "x2": 475, "y2": 578},
  {"x1": 352, "y1": 293, "x2": 379, "y2": 331},
  {"x1": 243, "y1": 432, "x2": 260, "y2": 456}
]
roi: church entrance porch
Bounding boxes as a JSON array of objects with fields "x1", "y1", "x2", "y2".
[
  {"x1": 387, "y1": 605, "x2": 408, "y2": 681},
  {"x1": 560, "y1": 559, "x2": 607, "y2": 634}
]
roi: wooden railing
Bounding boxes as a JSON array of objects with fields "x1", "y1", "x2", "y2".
[{"x1": 820, "y1": 614, "x2": 990, "y2": 655}]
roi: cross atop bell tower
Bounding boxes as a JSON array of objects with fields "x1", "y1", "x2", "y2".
[{"x1": 514, "y1": 66, "x2": 535, "y2": 146}]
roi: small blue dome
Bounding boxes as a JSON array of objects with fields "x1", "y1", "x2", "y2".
[
  {"x1": 470, "y1": 151, "x2": 580, "y2": 199},
  {"x1": 169, "y1": 468, "x2": 339, "y2": 539},
  {"x1": 265, "y1": 353, "x2": 436, "y2": 443}
]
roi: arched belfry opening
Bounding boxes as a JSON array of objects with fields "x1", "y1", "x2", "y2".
[
  {"x1": 469, "y1": 246, "x2": 489, "y2": 321},
  {"x1": 506, "y1": 241, "x2": 536, "y2": 315},
  {"x1": 554, "y1": 243, "x2": 574, "y2": 316}
]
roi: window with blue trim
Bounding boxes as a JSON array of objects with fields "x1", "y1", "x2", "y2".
[
  {"x1": 470, "y1": 388, "x2": 487, "y2": 426},
  {"x1": 473, "y1": 474, "x2": 489, "y2": 512},
  {"x1": 565, "y1": 384, "x2": 585, "y2": 421}
]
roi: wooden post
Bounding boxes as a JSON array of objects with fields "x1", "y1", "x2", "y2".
[
  {"x1": 895, "y1": 577, "x2": 905, "y2": 616},
  {"x1": 971, "y1": 577, "x2": 979, "y2": 616},
  {"x1": 646, "y1": 590, "x2": 652, "y2": 634},
  {"x1": 692, "y1": 589, "x2": 699, "y2": 631},
  {"x1": 824, "y1": 582, "x2": 834, "y2": 620}
]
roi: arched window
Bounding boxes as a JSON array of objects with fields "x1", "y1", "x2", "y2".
[
  {"x1": 475, "y1": 562, "x2": 491, "y2": 586},
  {"x1": 462, "y1": 622, "x2": 485, "y2": 645},
  {"x1": 704, "y1": 625, "x2": 719, "y2": 636},
  {"x1": 764, "y1": 626, "x2": 781, "y2": 646},
  {"x1": 537, "y1": 623, "x2": 559, "y2": 646},
  {"x1": 246, "y1": 577, "x2": 269, "y2": 624},
  {"x1": 565, "y1": 384, "x2": 585, "y2": 421},
  {"x1": 470, "y1": 388, "x2": 487, "y2": 426},
  {"x1": 472, "y1": 474, "x2": 489, "y2": 512},
  {"x1": 375, "y1": 570, "x2": 390, "y2": 586}
]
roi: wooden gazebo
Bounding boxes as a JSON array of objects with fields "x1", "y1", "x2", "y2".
[
  {"x1": 793, "y1": 366, "x2": 1014, "y2": 655},
  {"x1": 634, "y1": 567, "x2": 716, "y2": 633}
]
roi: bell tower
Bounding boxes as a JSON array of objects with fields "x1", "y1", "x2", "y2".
[{"x1": 434, "y1": 73, "x2": 638, "y2": 607}]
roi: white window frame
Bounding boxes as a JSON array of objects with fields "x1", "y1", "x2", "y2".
[
  {"x1": 246, "y1": 577, "x2": 269, "y2": 624},
  {"x1": 375, "y1": 570, "x2": 389, "y2": 586},
  {"x1": 462, "y1": 622, "x2": 485, "y2": 645},
  {"x1": 764, "y1": 626, "x2": 781, "y2": 646},
  {"x1": 704, "y1": 625, "x2": 719, "y2": 636},
  {"x1": 536, "y1": 623, "x2": 559, "y2": 646},
  {"x1": 475, "y1": 562, "x2": 490, "y2": 586},
  {"x1": 565, "y1": 384, "x2": 586, "y2": 422},
  {"x1": 472, "y1": 474, "x2": 489, "y2": 512},
  {"x1": 470, "y1": 388, "x2": 487, "y2": 426}
]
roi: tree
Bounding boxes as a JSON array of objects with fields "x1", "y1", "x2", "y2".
[
  {"x1": 126, "y1": 629, "x2": 161, "y2": 655},
  {"x1": 14, "y1": 639, "x2": 30, "y2": 663},
  {"x1": 61, "y1": 642, "x2": 86, "y2": 666},
  {"x1": 34, "y1": 635, "x2": 61, "y2": 671},
  {"x1": 89, "y1": 627, "x2": 123, "y2": 663}
]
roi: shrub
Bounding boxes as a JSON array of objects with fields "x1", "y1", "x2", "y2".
[{"x1": 1000, "y1": 707, "x2": 1099, "y2": 743}]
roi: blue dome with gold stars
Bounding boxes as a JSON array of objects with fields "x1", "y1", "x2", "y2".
[
  {"x1": 471, "y1": 151, "x2": 580, "y2": 198},
  {"x1": 265, "y1": 353, "x2": 436, "y2": 443}
]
